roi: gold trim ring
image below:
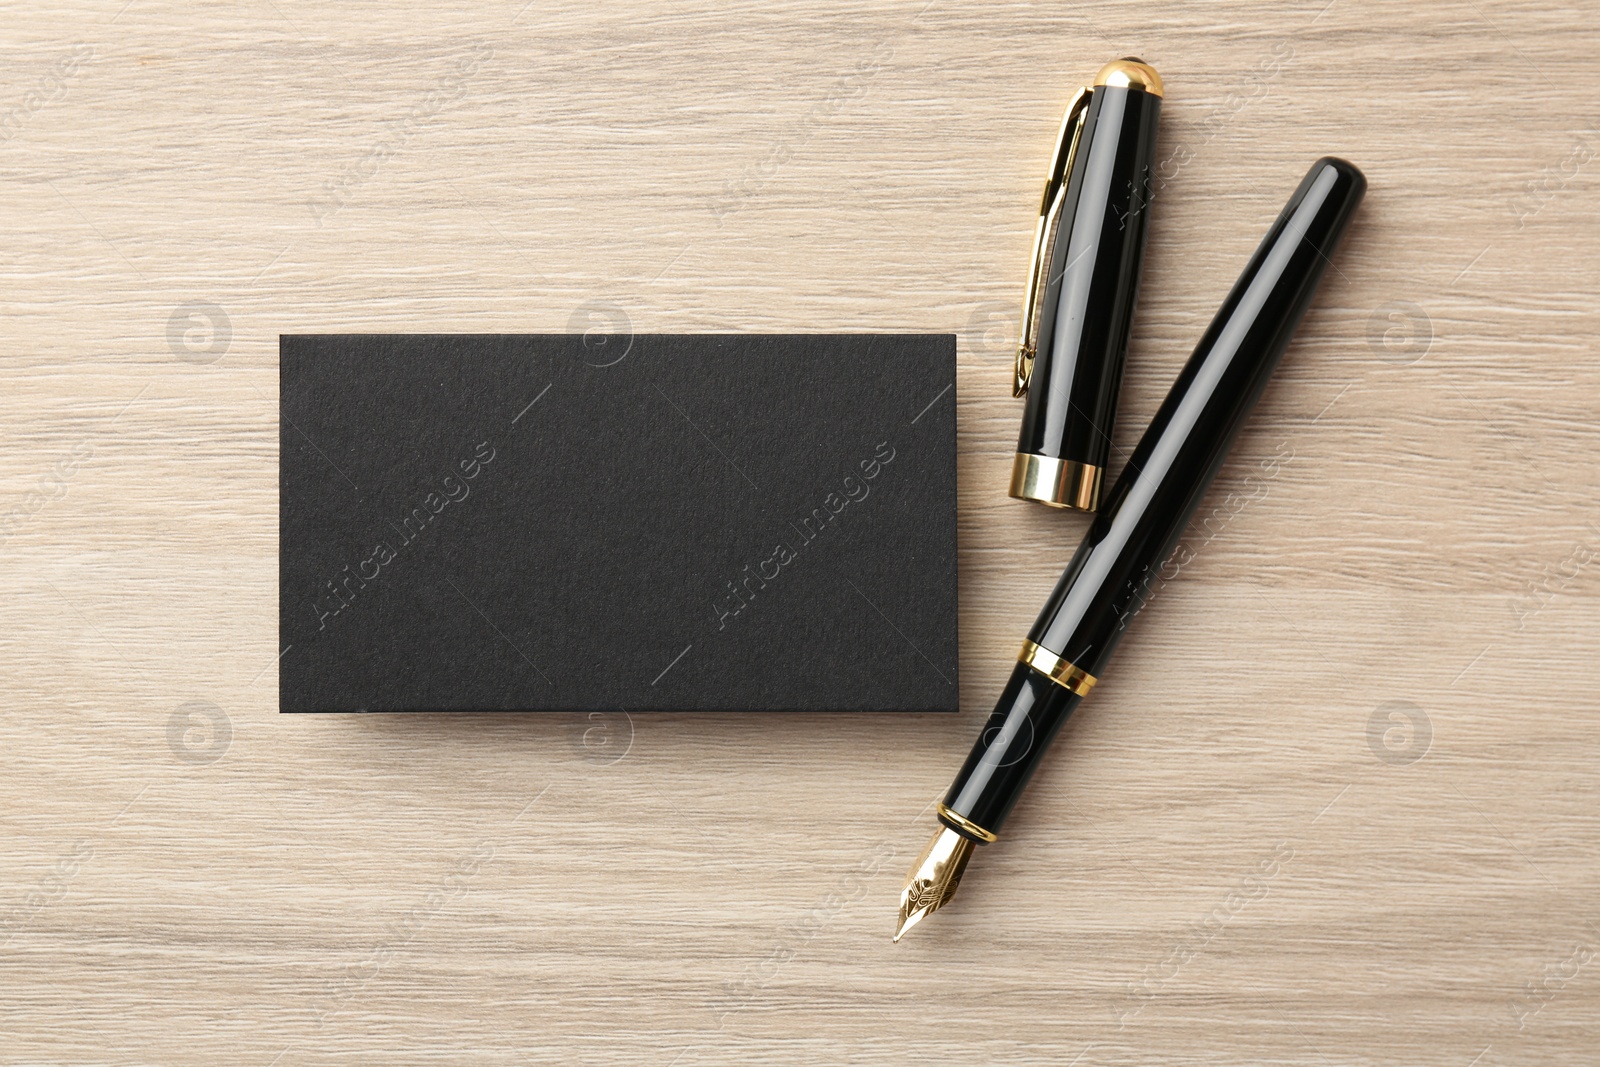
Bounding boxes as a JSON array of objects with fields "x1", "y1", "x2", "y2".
[
  {"x1": 936, "y1": 803, "x2": 998, "y2": 844},
  {"x1": 1009, "y1": 452, "x2": 1103, "y2": 512},
  {"x1": 1019, "y1": 639, "x2": 1098, "y2": 697},
  {"x1": 1094, "y1": 58, "x2": 1163, "y2": 97}
]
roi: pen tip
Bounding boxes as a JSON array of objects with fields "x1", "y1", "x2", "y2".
[{"x1": 894, "y1": 825, "x2": 975, "y2": 942}]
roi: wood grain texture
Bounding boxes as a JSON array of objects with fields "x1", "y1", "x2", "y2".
[{"x1": 4, "y1": 1, "x2": 1599, "y2": 1063}]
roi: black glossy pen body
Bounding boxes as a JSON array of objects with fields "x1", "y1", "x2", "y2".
[
  {"x1": 1017, "y1": 84, "x2": 1161, "y2": 473},
  {"x1": 1031, "y1": 158, "x2": 1365, "y2": 673},
  {"x1": 942, "y1": 662, "x2": 1081, "y2": 837},
  {"x1": 943, "y1": 158, "x2": 1366, "y2": 842}
]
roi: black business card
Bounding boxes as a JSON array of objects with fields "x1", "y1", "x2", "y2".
[{"x1": 280, "y1": 333, "x2": 958, "y2": 712}]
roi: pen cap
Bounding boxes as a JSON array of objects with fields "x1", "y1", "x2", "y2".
[
  {"x1": 1011, "y1": 58, "x2": 1163, "y2": 512},
  {"x1": 1029, "y1": 156, "x2": 1367, "y2": 675}
]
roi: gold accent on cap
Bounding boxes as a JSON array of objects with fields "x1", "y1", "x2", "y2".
[
  {"x1": 1014, "y1": 86, "x2": 1092, "y2": 398},
  {"x1": 1094, "y1": 57, "x2": 1163, "y2": 97},
  {"x1": 1009, "y1": 452, "x2": 1103, "y2": 511},
  {"x1": 895, "y1": 826, "x2": 974, "y2": 942},
  {"x1": 1019, "y1": 639, "x2": 1098, "y2": 697},
  {"x1": 936, "y1": 803, "x2": 998, "y2": 844}
]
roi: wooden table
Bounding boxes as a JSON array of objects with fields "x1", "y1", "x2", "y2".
[{"x1": 5, "y1": 2, "x2": 1597, "y2": 1063}]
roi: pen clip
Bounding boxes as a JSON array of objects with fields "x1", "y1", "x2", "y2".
[{"x1": 1014, "y1": 85, "x2": 1091, "y2": 398}]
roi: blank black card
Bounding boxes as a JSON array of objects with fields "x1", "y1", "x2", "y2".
[{"x1": 279, "y1": 334, "x2": 958, "y2": 712}]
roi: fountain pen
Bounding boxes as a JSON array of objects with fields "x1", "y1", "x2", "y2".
[{"x1": 896, "y1": 157, "x2": 1366, "y2": 940}]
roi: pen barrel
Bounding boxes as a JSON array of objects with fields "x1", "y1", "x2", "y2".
[
  {"x1": 1013, "y1": 81, "x2": 1161, "y2": 511},
  {"x1": 940, "y1": 661, "x2": 1082, "y2": 840},
  {"x1": 946, "y1": 157, "x2": 1365, "y2": 843},
  {"x1": 1030, "y1": 157, "x2": 1365, "y2": 676}
]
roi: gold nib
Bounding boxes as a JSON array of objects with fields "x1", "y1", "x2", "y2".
[{"x1": 894, "y1": 826, "x2": 975, "y2": 941}]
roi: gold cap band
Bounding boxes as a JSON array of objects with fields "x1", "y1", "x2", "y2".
[
  {"x1": 936, "y1": 803, "x2": 998, "y2": 843},
  {"x1": 1019, "y1": 639, "x2": 1098, "y2": 697},
  {"x1": 1094, "y1": 57, "x2": 1163, "y2": 97},
  {"x1": 1009, "y1": 452, "x2": 1102, "y2": 511}
]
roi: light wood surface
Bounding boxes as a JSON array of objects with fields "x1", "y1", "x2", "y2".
[{"x1": 5, "y1": 2, "x2": 1599, "y2": 1063}]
